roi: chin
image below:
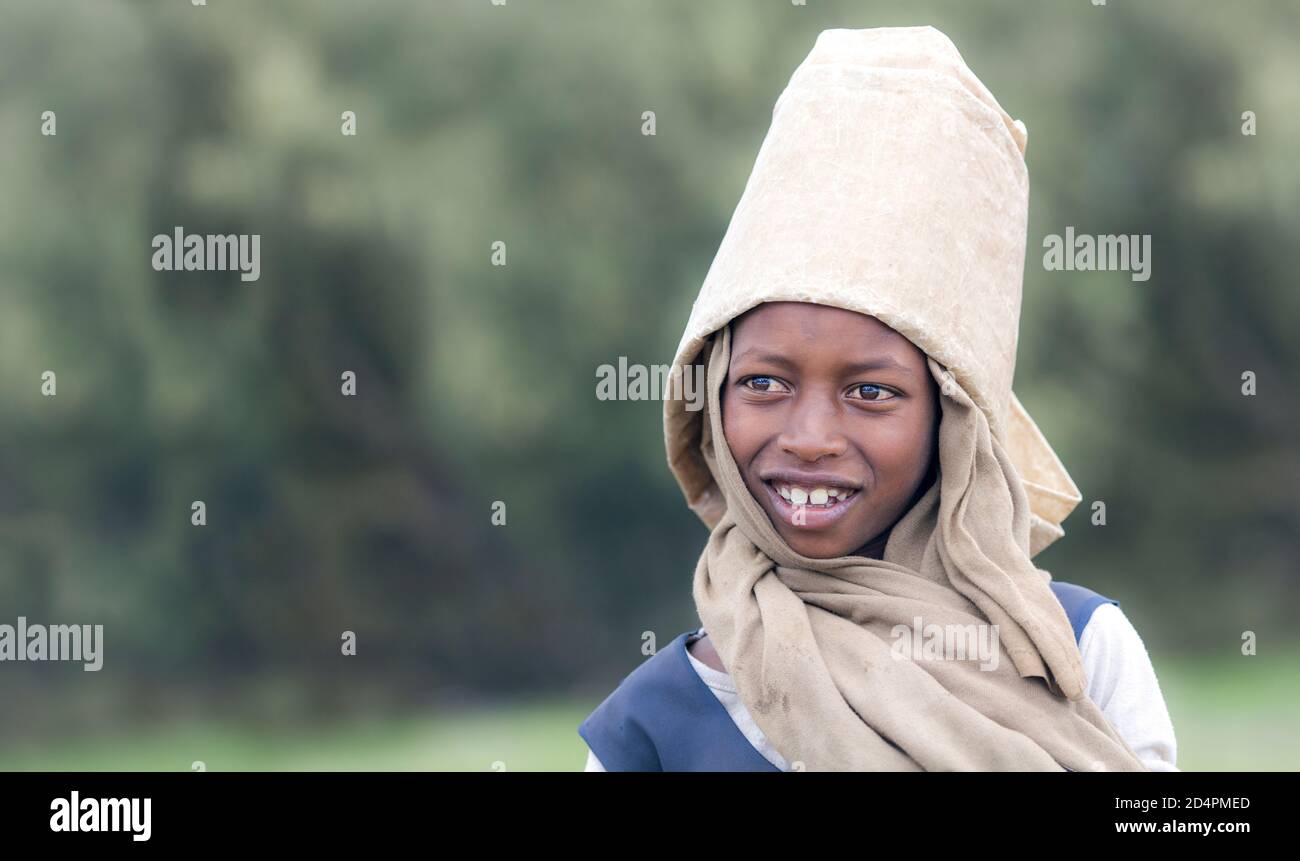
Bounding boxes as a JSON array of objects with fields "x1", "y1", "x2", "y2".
[{"x1": 780, "y1": 529, "x2": 855, "y2": 560}]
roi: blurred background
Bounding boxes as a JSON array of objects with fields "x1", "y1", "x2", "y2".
[{"x1": 1, "y1": 0, "x2": 1297, "y2": 771}]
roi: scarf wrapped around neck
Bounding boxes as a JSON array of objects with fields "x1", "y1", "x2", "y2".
[
  {"x1": 663, "y1": 27, "x2": 1147, "y2": 771},
  {"x1": 692, "y1": 323, "x2": 1145, "y2": 771}
]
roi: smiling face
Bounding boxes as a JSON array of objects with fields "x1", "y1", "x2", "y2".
[{"x1": 721, "y1": 302, "x2": 940, "y2": 559}]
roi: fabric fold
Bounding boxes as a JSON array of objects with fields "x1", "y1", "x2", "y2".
[
  {"x1": 661, "y1": 25, "x2": 1145, "y2": 770},
  {"x1": 664, "y1": 26, "x2": 1082, "y2": 558},
  {"x1": 691, "y1": 325, "x2": 1146, "y2": 771}
]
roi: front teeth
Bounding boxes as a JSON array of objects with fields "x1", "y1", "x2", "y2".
[{"x1": 775, "y1": 484, "x2": 853, "y2": 506}]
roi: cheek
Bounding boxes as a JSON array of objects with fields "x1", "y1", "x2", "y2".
[
  {"x1": 862, "y1": 420, "x2": 934, "y2": 482},
  {"x1": 720, "y1": 392, "x2": 767, "y2": 466}
]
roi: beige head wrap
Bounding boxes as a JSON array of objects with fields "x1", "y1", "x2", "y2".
[{"x1": 664, "y1": 26, "x2": 1145, "y2": 771}]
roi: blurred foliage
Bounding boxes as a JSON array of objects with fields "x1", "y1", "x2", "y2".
[{"x1": 0, "y1": 0, "x2": 1297, "y2": 757}]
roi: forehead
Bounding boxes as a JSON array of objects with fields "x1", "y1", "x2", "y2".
[{"x1": 731, "y1": 301, "x2": 920, "y2": 358}]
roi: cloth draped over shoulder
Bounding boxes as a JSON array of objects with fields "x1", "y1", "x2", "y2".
[{"x1": 661, "y1": 26, "x2": 1147, "y2": 771}]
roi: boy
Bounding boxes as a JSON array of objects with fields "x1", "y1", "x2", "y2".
[{"x1": 579, "y1": 26, "x2": 1177, "y2": 771}]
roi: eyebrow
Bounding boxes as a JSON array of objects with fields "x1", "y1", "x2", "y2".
[{"x1": 732, "y1": 349, "x2": 917, "y2": 378}]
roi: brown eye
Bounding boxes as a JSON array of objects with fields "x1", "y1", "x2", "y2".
[
  {"x1": 848, "y1": 384, "x2": 897, "y2": 402},
  {"x1": 743, "y1": 375, "x2": 789, "y2": 393}
]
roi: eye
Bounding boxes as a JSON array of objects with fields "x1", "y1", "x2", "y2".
[
  {"x1": 740, "y1": 375, "x2": 790, "y2": 394},
  {"x1": 847, "y1": 383, "x2": 899, "y2": 402}
]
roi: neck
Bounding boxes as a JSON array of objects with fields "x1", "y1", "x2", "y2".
[{"x1": 854, "y1": 531, "x2": 890, "y2": 560}]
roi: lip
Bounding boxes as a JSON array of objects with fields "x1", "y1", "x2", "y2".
[
  {"x1": 759, "y1": 469, "x2": 863, "y2": 490},
  {"x1": 760, "y1": 478, "x2": 863, "y2": 531}
]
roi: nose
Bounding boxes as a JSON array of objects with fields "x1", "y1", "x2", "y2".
[{"x1": 776, "y1": 392, "x2": 848, "y2": 462}]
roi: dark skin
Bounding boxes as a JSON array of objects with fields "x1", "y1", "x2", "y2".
[{"x1": 690, "y1": 301, "x2": 940, "y2": 673}]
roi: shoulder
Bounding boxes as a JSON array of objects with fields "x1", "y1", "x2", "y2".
[
  {"x1": 1078, "y1": 601, "x2": 1154, "y2": 683},
  {"x1": 1076, "y1": 601, "x2": 1180, "y2": 771},
  {"x1": 1079, "y1": 600, "x2": 1141, "y2": 648},
  {"x1": 1047, "y1": 579, "x2": 1120, "y2": 644},
  {"x1": 577, "y1": 631, "x2": 697, "y2": 771}
]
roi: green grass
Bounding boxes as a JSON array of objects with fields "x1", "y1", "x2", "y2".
[
  {"x1": 2, "y1": 649, "x2": 1296, "y2": 771},
  {"x1": 0, "y1": 697, "x2": 596, "y2": 772},
  {"x1": 1152, "y1": 646, "x2": 1300, "y2": 771}
]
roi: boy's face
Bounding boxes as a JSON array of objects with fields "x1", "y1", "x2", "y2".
[{"x1": 722, "y1": 302, "x2": 939, "y2": 559}]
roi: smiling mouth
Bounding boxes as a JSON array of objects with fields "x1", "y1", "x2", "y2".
[
  {"x1": 759, "y1": 479, "x2": 862, "y2": 530},
  {"x1": 763, "y1": 480, "x2": 859, "y2": 508}
]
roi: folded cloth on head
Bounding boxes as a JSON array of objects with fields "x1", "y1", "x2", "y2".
[{"x1": 663, "y1": 26, "x2": 1145, "y2": 771}]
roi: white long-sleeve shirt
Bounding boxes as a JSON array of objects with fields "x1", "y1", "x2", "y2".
[{"x1": 584, "y1": 602, "x2": 1179, "y2": 772}]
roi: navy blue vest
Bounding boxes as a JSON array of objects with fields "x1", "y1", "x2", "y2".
[{"x1": 578, "y1": 579, "x2": 1119, "y2": 771}]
